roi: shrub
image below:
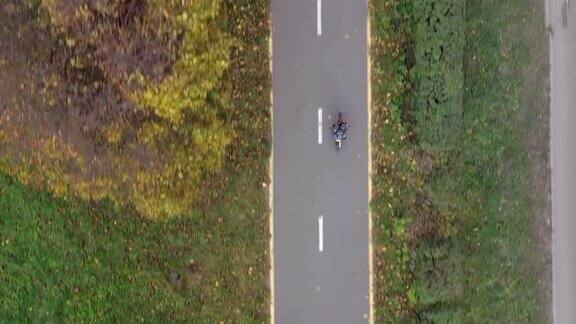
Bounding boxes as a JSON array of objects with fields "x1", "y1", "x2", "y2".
[
  {"x1": 372, "y1": 0, "x2": 548, "y2": 322},
  {"x1": 412, "y1": 0, "x2": 465, "y2": 153}
]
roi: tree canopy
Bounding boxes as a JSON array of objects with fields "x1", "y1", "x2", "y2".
[{"x1": 0, "y1": 0, "x2": 234, "y2": 218}]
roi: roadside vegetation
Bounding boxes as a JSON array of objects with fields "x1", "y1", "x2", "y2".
[
  {"x1": 0, "y1": 0, "x2": 271, "y2": 321},
  {"x1": 370, "y1": 0, "x2": 550, "y2": 322}
]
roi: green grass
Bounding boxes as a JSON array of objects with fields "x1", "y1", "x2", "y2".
[
  {"x1": 370, "y1": 0, "x2": 550, "y2": 322},
  {"x1": 0, "y1": 171, "x2": 268, "y2": 322},
  {"x1": 0, "y1": 0, "x2": 272, "y2": 321}
]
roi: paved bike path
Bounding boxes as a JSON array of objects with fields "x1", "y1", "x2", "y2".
[
  {"x1": 272, "y1": 0, "x2": 370, "y2": 323},
  {"x1": 548, "y1": 0, "x2": 576, "y2": 322}
]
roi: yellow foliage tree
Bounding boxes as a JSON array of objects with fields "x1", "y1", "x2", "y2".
[{"x1": 0, "y1": 0, "x2": 233, "y2": 218}]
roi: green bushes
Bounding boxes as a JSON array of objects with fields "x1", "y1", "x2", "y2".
[
  {"x1": 371, "y1": 0, "x2": 549, "y2": 322},
  {"x1": 411, "y1": 241, "x2": 463, "y2": 322},
  {"x1": 370, "y1": 0, "x2": 421, "y2": 320},
  {"x1": 413, "y1": 0, "x2": 465, "y2": 153}
]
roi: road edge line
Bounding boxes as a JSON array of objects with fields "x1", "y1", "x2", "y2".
[
  {"x1": 268, "y1": 13, "x2": 275, "y2": 324},
  {"x1": 367, "y1": 4, "x2": 375, "y2": 324}
]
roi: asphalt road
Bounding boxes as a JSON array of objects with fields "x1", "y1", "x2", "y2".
[
  {"x1": 271, "y1": 0, "x2": 370, "y2": 323},
  {"x1": 548, "y1": 0, "x2": 576, "y2": 322}
]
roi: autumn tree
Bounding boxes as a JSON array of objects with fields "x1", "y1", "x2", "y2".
[{"x1": 0, "y1": 0, "x2": 233, "y2": 218}]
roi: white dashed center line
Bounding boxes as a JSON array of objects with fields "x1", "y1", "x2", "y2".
[
  {"x1": 318, "y1": 215, "x2": 324, "y2": 252},
  {"x1": 318, "y1": 108, "x2": 323, "y2": 144},
  {"x1": 317, "y1": 0, "x2": 322, "y2": 35}
]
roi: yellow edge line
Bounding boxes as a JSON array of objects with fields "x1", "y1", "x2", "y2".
[
  {"x1": 268, "y1": 16, "x2": 275, "y2": 324},
  {"x1": 367, "y1": 3, "x2": 374, "y2": 324}
]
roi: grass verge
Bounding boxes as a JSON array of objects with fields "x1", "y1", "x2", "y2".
[
  {"x1": 370, "y1": 0, "x2": 550, "y2": 322},
  {"x1": 0, "y1": 0, "x2": 271, "y2": 321}
]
